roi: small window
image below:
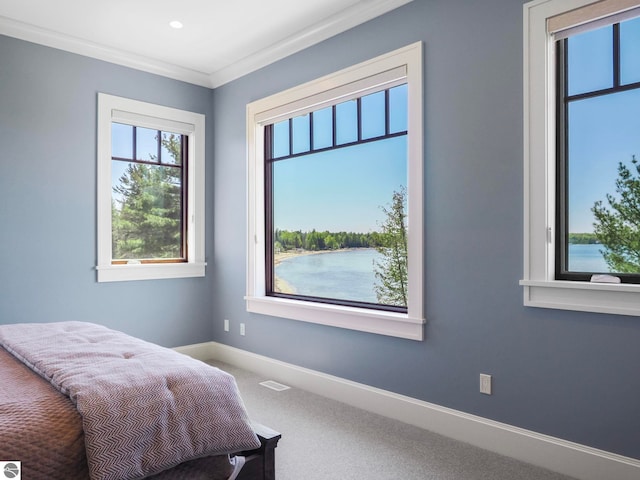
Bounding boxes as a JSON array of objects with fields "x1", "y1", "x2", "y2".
[
  {"x1": 246, "y1": 43, "x2": 424, "y2": 340},
  {"x1": 97, "y1": 94, "x2": 206, "y2": 282},
  {"x1": 111, "y1": 124, "x2": 187, "y2": 263}
]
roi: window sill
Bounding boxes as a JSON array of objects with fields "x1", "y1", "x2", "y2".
[
  {"x1": 245, "y1": 295, "x2": 425, "y2": 340},
  {"x1": 520, "y1": 279, "x2": 640, "y2": 316},
  {"x1": 97, "y1": 262, "x2": 206, "y2": 283}
]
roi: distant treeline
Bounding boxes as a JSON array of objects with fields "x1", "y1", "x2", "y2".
[
  {"x1": 274, "y1": 229, "x2": 382, "y2": 252},
  {"x1": 569, "y1": 233, "x2": 600, "y2": 244}
]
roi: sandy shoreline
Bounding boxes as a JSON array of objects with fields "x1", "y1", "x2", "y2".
[
  {"x1": 274, "y1": 247, "x2": 363, "y2": 265},
  {"x1": 273, "y1": 249, "x2": 324, "y2": 294}
]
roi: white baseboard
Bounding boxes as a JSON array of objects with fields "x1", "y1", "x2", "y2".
[
  {"x1": 173, "y1": 341, "x2": 213, "y2": 360},
  {"x1": 177, "y1": 341, "x2": 640, "y2": 480}
]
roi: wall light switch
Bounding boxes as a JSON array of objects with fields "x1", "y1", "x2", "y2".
[
  {"x1": 240, "y1": 323, "x2": 246, "y2": 336},
  {"x1": 224, "y1": 319, "x2": 229, "y2": 332}
]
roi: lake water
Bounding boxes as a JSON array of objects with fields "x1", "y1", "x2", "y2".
[
  {"x1": 276, "y1": 246, "x2": 612, "y2": 297},
  {"x1": 275, "y1": 248, "x2": 382, "y2": 303},
  {"x1": 568, "y1": 244, "x2": 610, "y2": 272}
]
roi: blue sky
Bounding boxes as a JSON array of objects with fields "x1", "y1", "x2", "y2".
[
  {"x1": 567, "y1": 17, "x2": 640, "y2": 233},
  {"x1": 271, "y1": 84, "x2": 408, "y2": 233},
  {"x1": 273, "y1": 137, "x2": 407, "y2": 232}
]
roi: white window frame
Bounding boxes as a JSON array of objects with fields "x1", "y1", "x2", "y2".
[
  {"x1": 522, "y1": 0, "x2": 640, "y2": 316},
  {"x1": 96, "y1": 93, "x2": 206, "y2": 282},
  {"x1": 246, "y1": 42, "x2": 425, "y2": 341}
]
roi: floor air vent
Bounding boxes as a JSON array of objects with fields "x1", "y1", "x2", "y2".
[{"x1": 259, "y1": 380, "x2": 291, "y2": 392}]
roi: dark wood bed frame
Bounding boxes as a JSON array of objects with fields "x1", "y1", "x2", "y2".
[{"x1": 236, "y1": 423, "x2": 281, "y2": 480}]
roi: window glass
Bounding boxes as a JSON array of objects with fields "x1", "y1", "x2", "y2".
[
  {"x1": 111, "y1": 126, "x2": 185, "y2": 262},
  {"x1": 312, "y1": 107, "x2": 333, "y2": 149},
  {"x1": 389, "y1": 84, "x2": 408, "y2": 134},
  {"x1": 273, "y1": 120, "x2": 290, "y2": 158},
  {"x1": 567, "y1": 26, "x2": 613, "y2": 96},
  {"x1": 160, "y1": 132, "x2": 182, "y2": 165},
  {"x1": 292, "y1": 114, "x2": 310, "y2": 154},
  {"x1": 560, "y1": 17, "x2": 640, "y2": 280},
  {"x1": 566, "y1": 91, "x2": 640, "y2": 273},
  {"x1": 361, "y1": 91, "x2": 386, "y2": 139},
  {"x1": 335, "y1": 100, "x2": 358, "y2": 145},
  {"x1": 136, "y1": 127, "x2": 159, "y2": 162},
  {"x1": 621, "y1": 16, "x2": 640, "y2": 85},
  {"x1": 268, "y1": 85, "x2": 408, "y2": 310},
  {"x1": 112, "y1": 123, "x2": 133, "y2": 159}
]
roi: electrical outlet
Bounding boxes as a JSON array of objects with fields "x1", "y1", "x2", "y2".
[
  {"x1": 480, "y1": 374, "x2": 492, "y2": 395},
  {"x1": 240, "y1": 323, "x2": 245, "y2": 336},
  {"x1": 224, "y1": 319, "x2": 229, "y2": 332}
]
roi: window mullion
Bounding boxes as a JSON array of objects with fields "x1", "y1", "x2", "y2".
[
  {"x1": 385, "y1": 89, "x2": 390, "y2": 136},
  {"x1": 332, "y1": 105, "x2": 337, "y2": 148},
  {"x1": 614, "y1": 22, "x2": 621, "y2": 88},
  {"x1": 357, "y1": 97, "x2": 362, "y2": 142},
  {"x1": 309, "y1": 112, "x2": 314, "y2": 151},
  {"x1": 132, "y1": 126, "x2": 137, "y2": 161},
  {"x1": 157, "y1": 130, "x2": 162, "y2": 163}
]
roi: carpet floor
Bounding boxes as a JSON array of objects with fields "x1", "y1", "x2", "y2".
[{"x1": 210, "y1": 361, "x2": 577, "y2": 480}]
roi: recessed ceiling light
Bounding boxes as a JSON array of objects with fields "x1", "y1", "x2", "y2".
[{"x1": 169, "y1": 20, "x2": 183, "y2": 29}]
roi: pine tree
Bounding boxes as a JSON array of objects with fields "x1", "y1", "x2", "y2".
[
  {"x1": 112, "y1": 133, "x2": 183, "y2": 259},
  {"x1": 592, "y1": 155, "x2": 640, "y2": 273},
  {"x1": 374, "y1": 187, "x2": 408, "y2": 307}
]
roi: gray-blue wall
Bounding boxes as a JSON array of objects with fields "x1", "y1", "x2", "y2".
[
  {"x1": 1, "y1": 0, "x2": 638, "y2": 462},
  {"x1": 211, "y1": 0, "x2": 640, "y2": 460},
  {"x1": 0, "y1": 35, "x2": 215, "y2": 347}
]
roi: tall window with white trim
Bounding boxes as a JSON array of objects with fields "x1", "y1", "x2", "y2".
[
  {"x1": 556, "y1": 11, "x2": 640, "y2": 282},
  {"x1": 266, "y1": 83, "x2": 408, "y2": 312},
  {"x1": 97, "y1": 94, "x2": 206, "y2": 282},
  {"x1": 522, "y1": 0, "x2": 640, "y2": 315},
  {"x1": 246, "y1": 43, "x2": 425, "y2": 340}
]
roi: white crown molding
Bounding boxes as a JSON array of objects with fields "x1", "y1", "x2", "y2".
[
  {"x1": 0, "y1": 0, "x2": 413, "y2": 89},
  {"x1": 0, "y1": 15, "x2": 212, "y2": 87},
  {"x1": 208, "y1": 0, "x2": 415, "y2": 88},
  {"x1": 177, "y1": 341, "x2": 640, "y2": 480}
]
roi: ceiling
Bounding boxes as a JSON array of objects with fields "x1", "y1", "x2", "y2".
[{"x1": 0, "y1": 0, "x2": 412, "y2": 88}]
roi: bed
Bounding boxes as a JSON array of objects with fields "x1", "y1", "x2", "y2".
[{"x1": 0, "y1": 321, "x2": 280, "y2": 480}]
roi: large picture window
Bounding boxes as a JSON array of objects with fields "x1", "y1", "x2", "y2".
[
  {"x1": 246, "y1": 43, "x2": 424, "y2": 339},
  {"x1": 266, "y1": 84, "x2": 408, "y2": 312},
  {"x1": 97, "y1": 94, "x2": 206, "y2": 282}
]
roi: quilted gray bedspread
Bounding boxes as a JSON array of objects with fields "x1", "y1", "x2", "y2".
[{"x1": 0, "y1": 322, "x2": 260, "y2": 480}]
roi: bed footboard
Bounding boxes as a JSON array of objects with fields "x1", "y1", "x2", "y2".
[{"x1": 234, "y1": 423, "x2": 281, "y2": 480}]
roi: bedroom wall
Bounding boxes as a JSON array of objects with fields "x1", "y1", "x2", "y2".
[
  {"x1": 0, "y1": 34, "x2": 215, "y2": 347},
  {"x1": 211, "y1": 0, "x2": 640, "y2": 461}
]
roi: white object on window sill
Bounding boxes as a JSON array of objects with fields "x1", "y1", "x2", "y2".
[{"x1": 590, "y1": 274, "x2": 621, "y2": 284}]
